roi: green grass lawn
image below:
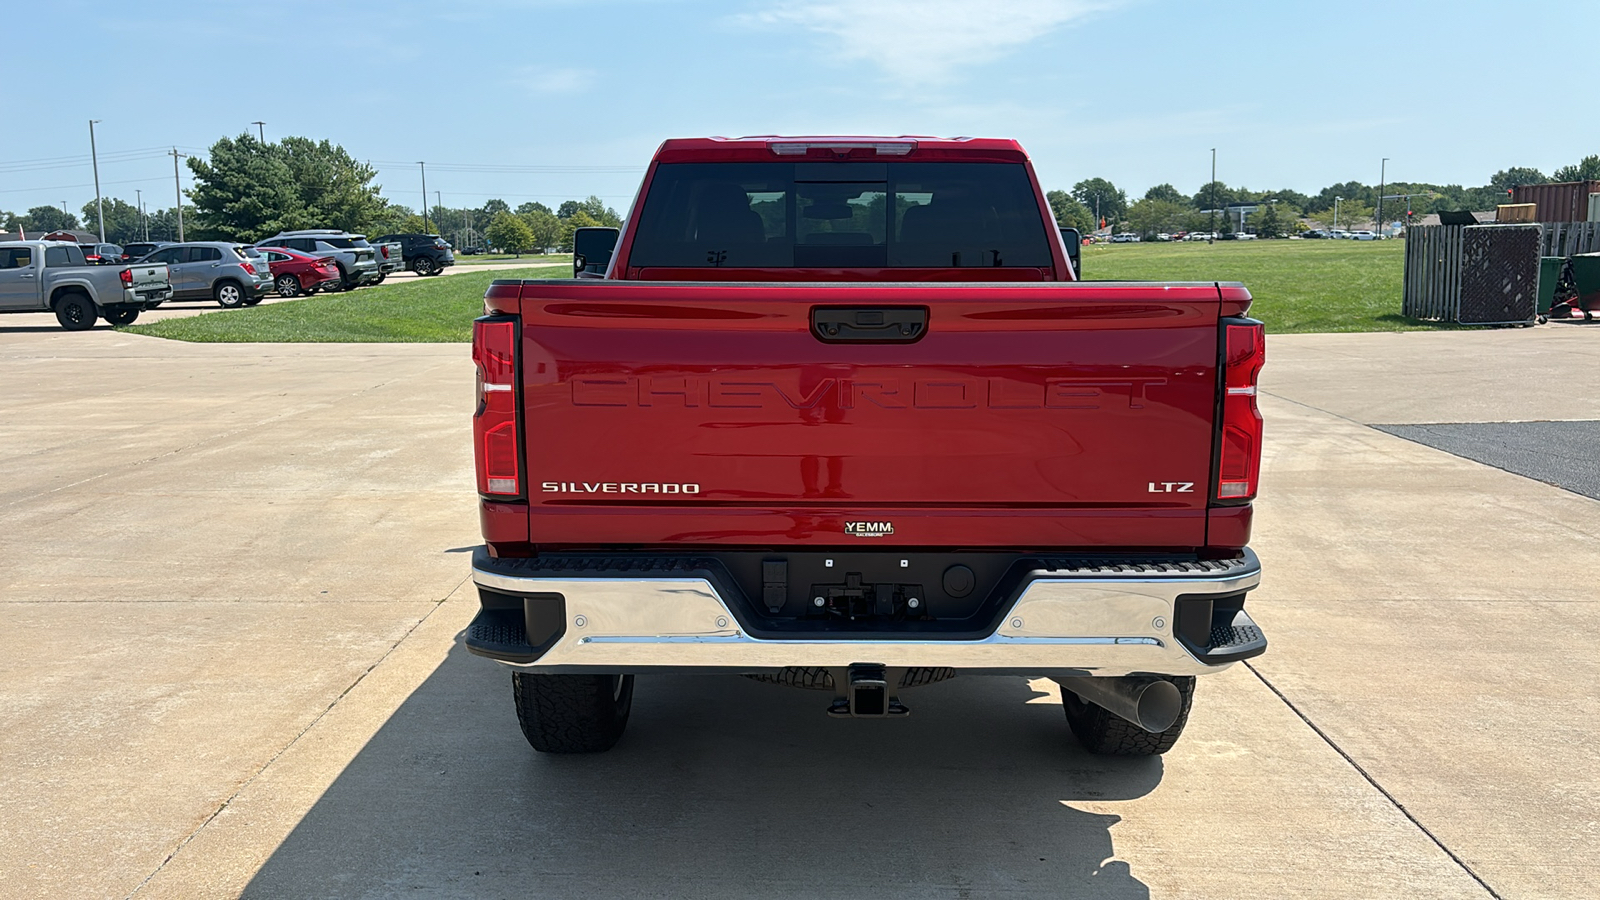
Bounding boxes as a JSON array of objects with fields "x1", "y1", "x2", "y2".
[
  {"x1": 1081, "y1": 239, "x2": 1444, "y2": 333},
  {"x1": 129, "y1": 238, "x2": 1440, "y2": 342},
  {"x1": 124, "y1": 269, "x2": 567, "y2": 343}
]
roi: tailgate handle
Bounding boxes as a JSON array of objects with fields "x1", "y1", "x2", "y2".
[{"x1": 811, "y1": 306, "x2": 927, "y2": 343}]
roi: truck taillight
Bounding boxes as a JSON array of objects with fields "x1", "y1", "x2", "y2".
[
  {"x1": 119, "y1": 268, "x2": 133, "y2": 286},
  {"x1": 473, "y1": 317, "x2": 521, "y2": 497},
  {"x1": 1217, "y1": 321, "x2": 1265, "y2": 501},
  {"x1": 380, "y1": 246, "x2": 390, "y2": 259}
]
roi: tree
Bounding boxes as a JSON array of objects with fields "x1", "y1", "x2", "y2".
[
  {"x1": 521, "y1": 208, "x2": 561, "y2": 252},
  {"x1": 1143, "y1": 183, "x2": 1187, "y2": 205},
  {"x1": 1553, "y1": 155, "x2": 1600, "y2": 183},
  {"x1": 21, "y1": 205, "x2": 80, "y2": 233},
  {"x1": 79, "y1": 197, "x2": 147, "y2": 243},
  {"x1": 1192, "y1": 180, "x2": 1237, "y2": 211},
  {"x1": 558, "y1": 210, "x2": 601, "y2": 252},
  {"x1": 486, "y1": 210, "x2": 535, "y2": 256},
  {"x1": 1046, "y1": 190, "x2": 1095, "y2": 234},
  {"x1": 1489, "y1": 167, "x2": 1548, "y2": 191},
  {"x1": 556, "y1": 199, "x2": 582, "y2": 219},
  {"x1": 1125, "y1": 198, "x2": 1188, "y2": 238},
  {"x1": 277, "y1": 137, "x2": 385, "y2": 233},
  {"x1": 516, "y1": 201, "x2": 552, "y2": 217},
  {"x1": 1070, "y1": 178, "x2": 1126, "y2": 224},
  {"x1": 186, "y1": 134, "x2": 299, "y2": 241},
  {"x1": 1250, "y1": 202, "x2": 1285, "y2": 238}
]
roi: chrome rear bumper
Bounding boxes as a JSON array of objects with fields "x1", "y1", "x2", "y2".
[{"x1": 468, "y1": 549, "x2": 1264, "y2": 677}]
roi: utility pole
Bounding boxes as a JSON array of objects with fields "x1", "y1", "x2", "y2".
[
  {"x1": 1210, "y1": 148, "x2": 1217, "y2": 243},
  {"x1": 1377, "y1": 157, "x2": 1388, "y2": 237},
  {"x1": 1334, "y1": 196, "x2": 1342, "y2": 233},
  {"x1": 418, "y1": 162, "x2": 429, "y2": 232},
  {"x1": 252, "y1": 121, "x2": 265, "y2": 142},
  {"x1": 89, "y1": 120, "x2": 105, "y2": 242},
  {"x1": 171, "y1": 148, "x2": 186, "y2": 242}
]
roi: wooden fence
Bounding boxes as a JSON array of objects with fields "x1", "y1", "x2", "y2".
[
  {"x1": 1403, "y1": 224, "x2": 1464, "y2": 320},
  {"x1": 1540, "y1": 220, "x2": 1600, "y2": 256}
]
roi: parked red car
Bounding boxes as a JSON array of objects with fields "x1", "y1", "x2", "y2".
[{"x1": 255, "y1": 247, "x2": 342, "y2": 297}]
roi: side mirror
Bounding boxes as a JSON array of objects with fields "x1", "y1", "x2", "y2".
[
  {"x1": 1060, "y1": 227, "x2": 1082, "y2": 278},
  {"x1": 572, "y1": 226, "x2": 619, "y2": 278}
]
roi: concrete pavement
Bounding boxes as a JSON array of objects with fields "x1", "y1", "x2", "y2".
[{"x1": 0, "y1": 325, "x2": 1594, "y2": 898}]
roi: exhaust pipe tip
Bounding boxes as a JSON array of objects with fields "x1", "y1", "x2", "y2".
[
  {"x1": 1057, "y1": 676, "x2": 1183, "y2": 733},
  {"x1": 1127, "y1": 679, "x2": 1182, "y2": 733}
]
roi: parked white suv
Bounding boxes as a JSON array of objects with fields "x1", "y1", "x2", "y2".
[{"x1": 255, "y1": 230, "x2": 381, "y2": 290}]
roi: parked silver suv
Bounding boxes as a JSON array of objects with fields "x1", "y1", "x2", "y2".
[
  {"x1": 136, "y1": 242, "x2": 273, "y2": 308},
  {"x1": 254, "y1": 230, "x2": 380, "y2": 290}
]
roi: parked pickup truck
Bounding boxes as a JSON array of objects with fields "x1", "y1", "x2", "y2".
[
  {"x1": 0, "y1": 240, "x2": 171, "y2": 329},
  {"x1": 465, "y1": 136, "x2": 1268, "y2": 757}
]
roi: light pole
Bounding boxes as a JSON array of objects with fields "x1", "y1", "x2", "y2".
[
  {"x1": 136, "y1": 188, "x2": 145, "y2": 241},
  {"x1": 1209, "y1": 148, "x2": 1217, "y2": 243},
  {"x1": 170, "y1": 148, "x2": 187, "y2": 242},
  {"x1": 89, "y1": 120, "x2": 106, "y2": 242},
  {"x1": 1377, "y1": 157, "x2": 1388, "y2": 237},
  {"x1": 1334, "y1": 196, "x2": 1342, "y2": 233},
  {"x1": 418, "y1": 162, "x2": 429, "y2": 232},
  {"x1": 251, "y1": 121, "x2": 265, "y2": 142}
]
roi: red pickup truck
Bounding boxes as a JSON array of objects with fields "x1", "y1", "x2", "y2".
[{"x1": 466, "y1": 136, "x2": 1267, "y2": 756}]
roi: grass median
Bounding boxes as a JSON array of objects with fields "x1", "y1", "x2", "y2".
[
  {"x1": 125, "y1": 269, "x2": 567, "y2": 342},
  {"x1": 1081, "y1": 238, "x2": 1443, "y2": 332},
  {"x1": 129, "y1": 239, "x2": 1440, "y2": 342}
]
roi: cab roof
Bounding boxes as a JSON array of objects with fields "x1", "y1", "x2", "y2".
[{"x1": 651, "y1": 135, "x2": 1030, "y2": 164}]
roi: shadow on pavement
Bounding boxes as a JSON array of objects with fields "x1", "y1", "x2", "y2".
[{"x1": 244, "y1": 642, "x2": 1161, "y2": 899}]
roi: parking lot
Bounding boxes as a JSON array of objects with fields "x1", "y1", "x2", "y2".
[{"x1": 0, "y1": 325, "x2": 1596, "y2": 899}]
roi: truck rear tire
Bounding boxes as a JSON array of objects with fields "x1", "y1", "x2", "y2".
[
  {"x1": 511, "y1": 672, "x2": 633, "y2": 753},
  {"x1": 1063, "y1": 675, "x2": 1195, "y2": 756},
  {"x1": 54, "y1": 292, "x2": 97, "y2": 331}
]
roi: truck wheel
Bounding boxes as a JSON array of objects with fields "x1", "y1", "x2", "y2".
[
  {"x1": 103, "y1": 308, "x2": 140, "y2": 325},
  {"x1": 412, "y1": 257, "x2": 435, "y2": 276},
  {"x1": 275, "y1": 274, "x2": 301, "y2": 298},
  {"x1": 1062, "y1": 675, "x2": 1194, "y2": 756},
  {"x1": 54, "y1": 292, "x2": 98, "y2": 331},
  {"x1": 214, "y1": 281, "x2": 245, "y2": 308},
  {"x1": 511, "y1": 672, "x2": 633, "y2": 753}
]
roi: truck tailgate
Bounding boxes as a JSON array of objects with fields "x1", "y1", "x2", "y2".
[
  {"x1": 505, "y1": 280, "x2": 1232, "y2": 549},
  {"x1": 123, "y1": 262, "x2": 168, "y2": 291}
]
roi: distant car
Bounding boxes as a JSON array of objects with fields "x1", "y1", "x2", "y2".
[
  {"x1": 254, "y1": 246, "x2": 343, "y2": 297},
  {"x1": 1183, "y1": 232, "x2": 1211, "y2": 241},
  {"x1": 78, "y1": 242, "x2": 123, "y2": 264},
  {"x1": 1233, "y1": 232, "x2": 1258, "y2": 241},
  {"x1": 1329, "y1": 229, "x2": 1351, "y2": 240},
  {"x1": 120, "y1": 241, "x2": 174, "y2": 260},
  {"x1": 1302, "y1": 230, "x2": 1328, "y2": 240},
  {"x1": 253, "y1": 230, "x2": 380, "y2": 290},
  {"x1": 1349, "y1": 230, "x2": 1378, "y2": 241},
  {"x1": 1109, "y1": 233, "x2": 1140, "y2": 243},
  {"x1": 136, "y1": 242, "x2": 274, "y2": 307},
  {"x1": 369, "y1": 232, "x2": 456, "y2": 276},
  {"x1": 461, "y1": 246, "x2": 485, "y2": 256}
]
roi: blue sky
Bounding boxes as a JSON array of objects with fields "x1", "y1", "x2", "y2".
[{"x1": 5, "y1": 0, "x2": 1597, "y2": 217}]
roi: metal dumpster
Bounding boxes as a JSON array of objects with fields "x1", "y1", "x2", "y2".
[{"x1": 1572, "y1": 253, "x2": 1600, "y2": 320}]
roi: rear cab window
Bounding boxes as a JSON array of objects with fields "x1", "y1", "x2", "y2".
[
  {"x1": 627, "y1": 161, "x2": 1053, "y2": 269},
  {"x1": 0, "y1": 247, "x2": 34, "y2": 269},
  {"x1": 44, "y1": 246, "x2": 89, "y2": 267}
]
